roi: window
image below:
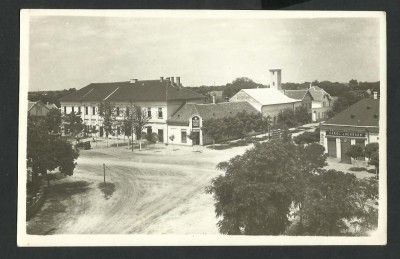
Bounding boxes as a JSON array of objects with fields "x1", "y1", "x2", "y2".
[
  {"x1": 64, "y1": 106, "x2": 66, "y2": 114},
  {"x1": 92, "y1": 106, "x2": 96, "y2": 115},
  {"x1": 181, "y1": 130, "x2": 187, "y2": 143},
  {"x1": 37, "y1": 106, "x2": 42, "y2": 115},
  {"x1": 158, "y1": 108, "x2": 163, "y2": 119},
  {"x1": 323, "y1": 101, "x2": 326, "y2": 107},
  {"x1": 116, "y1": 107, "x2": 120, "y2": 116},
  {"x1": 72, "y1": 106, "x2": 75, "y2": 113},
  {"x1": 78, "y1": 106, "x2": 81, "y2": 114},
  {"x1": 85, "y1": 106, "x2": 88, "y2": 115},
  {"x1": 147, "y1": 108, "x2": 152, "y2": 118}
]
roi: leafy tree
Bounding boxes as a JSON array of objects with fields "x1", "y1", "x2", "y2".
[
  {"x1": 62, "y1": 111, "x2": 84, "y2": 142},
  {"x1": 99, "y1": 101, "x2": 116, "y2": 147},
  {"x1": 294, "y1": 105, "x2": 311, "y2": 125},
  {"x1": 294, "y1": 170, "x2": 378, "y2": 236},
  {"x1": 293, "y1": 128, "x2": 320, "y2": 145},
  {"x1": 206, "y1": 141, "x2": 302, "y2": 235},
  {"x1": 202, "y1": 118, "x2": 225, "y2": 149},
  {"x1": 131, "y1": 105, "x2": 151, "y2": 150},
  {"x1": 369, "y1": 150, "x2": 379, "y2": 179},
  {"x1": 345, "y1": 145, "x2": 365, "y2": 167},
  {"x1": 224, "y1": 77, "x2": 267, "y2": 98},
  {"x1": 44, "y1": 108, "x2": 62, "y2": 134},
  {"x1": 277, "y1": 108, "x2": 298, "y2": 128},
  {"x1": 27, "y1": 116, "x2": 79, "y2": 186},
  {"x1": 365, "y1": 143, "x2": 379, "y2": 160}
]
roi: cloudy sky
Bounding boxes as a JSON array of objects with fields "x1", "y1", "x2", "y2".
[{"x1": 28, "y1": 12, "x2": 381, "y2": 91}]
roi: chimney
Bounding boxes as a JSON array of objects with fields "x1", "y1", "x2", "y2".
[
  {"x1": 212, "y1": 95, "x2": 216, "y2": 104},
  {"x1": 166, "y1": 77, "x2": 170, "y2": 81},
  {"x1": 176, "y1": 77, "x2": 181, "y2": 87},
  {"x1": 373, "y1": 92, "x2": 378, "y2": 99},
  {"x1": 171, "y1": 77, "x2": 175, "y2": 84},
  {"x1": 130, "y1": 78, "x2": 138, "y2": 83},
  {"x1": 160, "y1": 77, "x2": 164, "y2": 82}
]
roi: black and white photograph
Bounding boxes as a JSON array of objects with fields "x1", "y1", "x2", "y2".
[{"x1": 18, "y1": 10, "x2": 386, "y2": 246}]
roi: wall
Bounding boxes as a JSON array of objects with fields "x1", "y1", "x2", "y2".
[
  {"x1": 261, "y1": 101, "x2": 302, "y2": 123},
  {"x1": 29, "y1": 103, "x2": 50, "y2": 117},
  {"x1": 229, "y1": 91, "x2": 263, "y2": 111}
]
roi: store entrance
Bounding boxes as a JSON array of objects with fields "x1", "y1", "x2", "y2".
[
  {"x1": 340, "y1": 138, "x2": 351, "y2": 164},
  {"x1": 327, "y1": 138, "x2": 336, "y2": 158},
  {"x1": 192, "y1": 131, "x2": 200, "y2": 145}
]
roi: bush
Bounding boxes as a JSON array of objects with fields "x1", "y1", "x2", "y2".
[
  {"x1": 293, "y1": 128, "x2": 320, "y2": 145},
  {"x1": 147, "y1": 133, "x2": 158, "y2": 144},
  {"x1": 75, "y1": 141, "x2": 91, "y2": 150}
]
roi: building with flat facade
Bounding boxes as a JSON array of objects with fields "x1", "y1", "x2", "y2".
[
  {"x1": 59, "y1": 77, "x2": 206, "y2": 142},
  {"x1": 319, "y1": 97, "x2": 379, "y2": 163}
]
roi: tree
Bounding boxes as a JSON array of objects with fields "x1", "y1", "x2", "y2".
[
  {"x1": 277, "y1": 108, "x2": 298, "y2": 129},
  {"x1": 169, "y1": 134, "x2": 176, "y2": 151},
  {"x1": 27, "y1": 116, "x2": 80, "y2": 187},
  {"x1": 63, "y1": 111, "x2": 84, "y2": 142},
  {"x1": 202, "y1": 118, "x2": 224, "y2": 148},
  {"x1": 99, "y1": 101, "x2": 116, "y2": 147},
  {"x1": 294, "y1": 170, "x2": 378, "y2": 236},
  {"x1": 293, "y1": 128, "x2": 320, "y2": 145},
  {"x1": 294, "y1": 105, "x2": 311, "y2": 125},
  {"x1": 131, "y1": 105, "x2": 151, "y2": 150},
  {"x1": 365, "y1": 143, "x2": 379, "y2": 160},
  {"x1": 44, "y1": 108, "x2": 62, "y2": 134},
  {"x1": 345, "y1": 145, "x2": 365, "y2": 167},
  {"x1": 206, "y1": 141, "x2": 302, "y2": 235}
]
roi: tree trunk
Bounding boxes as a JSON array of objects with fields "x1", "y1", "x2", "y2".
[{"x1": 139, "y1": 139, "x2": 142, "y2": 150}]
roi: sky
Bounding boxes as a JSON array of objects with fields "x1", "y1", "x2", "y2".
[{"x1": 28, "y1": 13, "x2": 381, "y2": 91}]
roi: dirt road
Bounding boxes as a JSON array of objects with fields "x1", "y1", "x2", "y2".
[{"x1": 27, "y1": 144, "x2": 251, "y2": 235}]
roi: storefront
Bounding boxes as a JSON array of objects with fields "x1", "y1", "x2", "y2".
[{"x1": 319, "y1": 98, "x2": 379, "y2": 164}]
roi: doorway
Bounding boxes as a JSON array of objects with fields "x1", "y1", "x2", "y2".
[
  {"x1": 192, "y1": 131, "x2": 200, "y2": 145},
  {"x1": 340, "y1": 138, "x2": 351, "y2": 164},
  {"x1": 158, "y1": 129, "x2": 164, "y2": 143},
  {"x1": 327, "y1": 138, "x2": 336, "y2": 158},
  {"x1": 100, "y1": 126, "x2": 104, "y2": 137}
]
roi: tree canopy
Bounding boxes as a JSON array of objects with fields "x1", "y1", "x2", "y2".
[{"x1": 207, "y1": 140, "x2": 378, "y2": 236}]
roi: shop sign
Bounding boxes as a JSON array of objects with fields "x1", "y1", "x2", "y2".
[
  {"x1": 192, "y1": 116, "x2": 200, "y2": 128},
  {"x1": 326, "y1": 130, "x2": 365, "y2": 137}
]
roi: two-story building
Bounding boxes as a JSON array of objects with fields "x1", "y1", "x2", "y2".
[
  {"x1": 59, "y1": 77, "x2": 206, "y2": 142},
  {"x1": 284, "y1": 85, "x2": 334, "y2": 122}
]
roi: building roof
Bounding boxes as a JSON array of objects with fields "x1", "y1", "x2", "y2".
[
  {"x1": 167, "y1": 101, "x2": 259, "y2": 125},
  {"x1": 59, "y1": 80, "x2": 205, "y2": 103},
  {"x1": 28, "y1": 101, "x2": 36, "y2": 111},
  {"x1": 322, "y1": 98, "x2": 379, "y2": 127},
  {"x1": 45, "y1": 103, "x2": 58, "y2": 110},
  {"x1": 239, "y1": 88, "x2": 300, "y2": 105},
  {"x1": 283, "y1": 89, "x2": 309, "y2": 100},
  {"x1": 309, "y1": 86, "x2": 333, "y2": 102}
]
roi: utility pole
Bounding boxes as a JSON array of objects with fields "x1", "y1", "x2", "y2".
[{"x1": 103, "y1": 163, "x2": 106, "y2": 184}]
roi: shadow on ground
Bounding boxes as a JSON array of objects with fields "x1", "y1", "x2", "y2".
[{"x1": 98, "y1": 182, "x2": 116, "y2": 200}]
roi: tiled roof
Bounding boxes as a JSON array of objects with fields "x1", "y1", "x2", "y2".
[
  {"x1": 322, "y1": 98, "x2": 379, "y2": 127},
  {"x1": 239, "y1": 88, "x2": 300, "y2": 105},
  {"x1": 167, "y1": 101, "x2": 259, "y2": 125},
  {"x1": 284, "y1": 90, "x2": 309, "y2": 100},
  {"x1": 309, "y1": 86, "x2": 332, "y2": 102},
  {"x1": 59, "y1": 80, "x2": 206, "y2": 103}
]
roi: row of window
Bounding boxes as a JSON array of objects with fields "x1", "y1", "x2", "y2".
[{"x1": 63, "y1": 106, "x2": 164, "y2": 119}]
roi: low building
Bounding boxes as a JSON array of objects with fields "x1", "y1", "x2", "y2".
[
  {"x1": 229, "y1": 88, "x2": 302, "y2": 126},
  {"x1": 28, "y1": 101, "x2": 57, "y2": 117},
  {"x1": 319, "y1": 97, "x2": 379, "y2": 163},
  {"x1": 308, "y1": 85, "x2": 334, "y2": 122},
  {"x1": 59, "y1": 77, "x2": 206, "y2": 141},
  {"x1": 166, "y1": 102, "x2": 259, "y2": 146}
]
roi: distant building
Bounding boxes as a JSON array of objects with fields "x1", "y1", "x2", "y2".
[
  {"x1": 320, "y1": 96, "x2": 379, "y2": 163},
  {"x1": 28, "y1": 101, "x2": 57, "y2": 117},
  {"x1": 167, "y1": 101, "x2": 259, "y2": 146},
  {"x1": 283, "y1": 89, "x2": 313, "y2": 115},
  {"x1": 209, "y1": 90, "x2": 224, "y2": 103},
  {"x1": 59, "y1": 77, "x2": 206, "y2": 141},
  {"x1": 284, "y1": 85, "x2": 334, "y2": 122}
]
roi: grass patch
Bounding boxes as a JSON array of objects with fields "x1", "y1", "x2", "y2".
[
  {"x1": 50, "y1": 181, "x2": 91, "y2": 197},
  {"x1": 349, "y1": 167, "x2": 367, "y2": 172},
  {"x1": 98, "y1": 182, "x2": 116, "y2": 200}
]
